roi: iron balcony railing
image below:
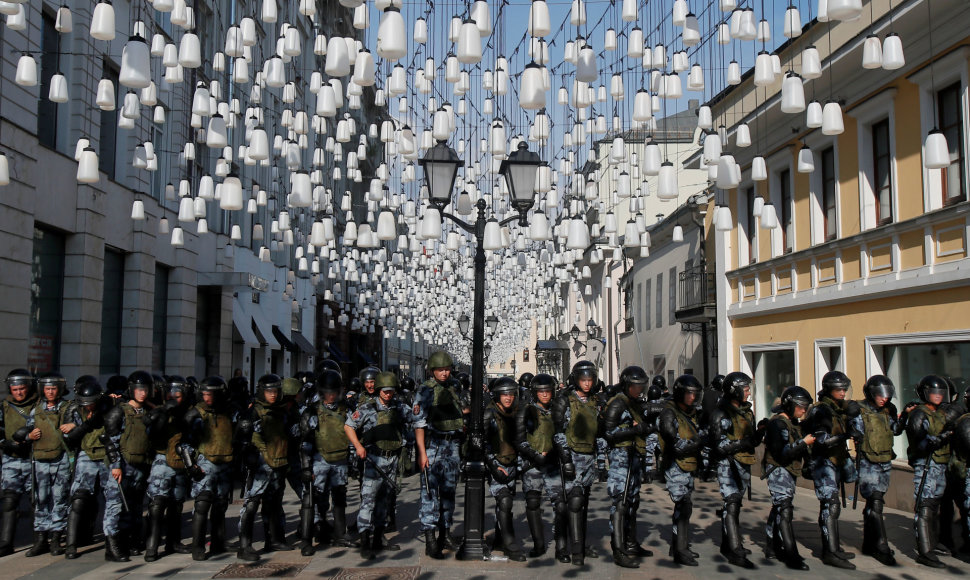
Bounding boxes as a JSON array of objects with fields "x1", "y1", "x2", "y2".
[{"x1": 677, "y1": 263, "x2": 715, "y2": 317}]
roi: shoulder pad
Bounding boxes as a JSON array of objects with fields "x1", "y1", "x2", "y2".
[
  {"x1": 845, "y1": 400, "x2": 862, "y2": 418},
  {"x1": 103, "y1": 405, "x2": 124, "y2": 435}
]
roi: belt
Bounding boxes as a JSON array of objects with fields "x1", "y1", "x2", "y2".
[
  {"x1": 369, "y1": 448, "x2": 401, "y2": 458},
  {"x1": 430, "y1": 432, "x2": 462, "y2": 442}
]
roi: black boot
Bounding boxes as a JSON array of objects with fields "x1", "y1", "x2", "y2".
[
  {"x1": 867, "y1": 493, "x2": 896, "y2": 565},
  {"x1": 299, "y1": 491, "x2": 316, "y2": 556},
  {"x1": 820, "y1": 500, "x2": 855, "y2": 569},
  {"x1": 672, "y1": 499, "x2": 697, "y2": 566},
  {"x1": 566, "y1": 491, "x2": 586, "y2": 565},
  {"x1": 64, "y1": 492, "x2": 88, "y2": 559},
  {"x1": 554, "y1": 502, "x2": 570, "y2": 563},
  {"x1": 50, "y1": 531, "x2": 65, "y2": 556},
  {"x1": 624, "y1": 506, "x2": 652, "y2": 557},
  {"x1": 386, "y1": 491, "x2": 398, "y2": 533},
  {"x1": 525, "y1": 491, "x2": 545, "y2": 558},
  {"x1": 917, "y1": 501, "x2": 945, "y2": 568},
  {"x1": 581, "y1": 491, "x2": 598, "y2": 558},
  {"x1": 26, "y1": 531, "x2": 50, "y2": 557},
  {"x1": 331, "y1": 487, "x2": 355, "y2": 547},
  {"x1": 610, "y1": 510, "x2": 639, "y2": 568},
  {"x1": 763, "y1": 505, "x2": 778, "y2": 560},
  {"x1": 167, "y1": 501, "x2": 191, "y2": 554},
  {"x1": 374, "y1": 526, "x2": 400, "y2": 551},
  {"x1": 778, "y1": 502, "x2": 808, "y2": 570},
  {"x1": 425, "y1": 529, "x2": 444, "y2": 559},
  {"x1": 265, "y1": 502, "x2": 294, "y2": 552},
  {"x1": 209, "y1": 500, "x2": 228, "y2": 555},
  {"x1": 360, "y1": 530, "x2": 375, "y2": 560},
  {"x1": 105, "y1": 535, "x2": 130, "y2": 562},
  {"x1": 237, "y1": 501, "x2": 261, "y2": 562},
  {"x1": 0, "y1": 491, "x2": 19, "y2": 557},
  {"x1": 722, "y1": 499, "x2": 754, "y2": 568},
  {"x1": 439, "y1": 525, "x2": 461, "y2": 551},
  {"x1": 191, "y1": 496, "x2": 212, "y2": 561},
  {"x1": 145, "y1": 497, "x2": 167, "y2": 562},
  {"x1": 495, "y1": 493, "x2": 525, "y2": 561}
]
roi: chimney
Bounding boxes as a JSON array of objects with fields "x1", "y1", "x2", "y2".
[{"x1": 688, "y1": 99, "x2": 700, "y2": 113}]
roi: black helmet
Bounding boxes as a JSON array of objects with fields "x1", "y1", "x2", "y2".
[
  {"x1": 571, "y1": 360, "x2": 597, "y2": 385},
  {"x1": 518, "y1": 372, "x2": 535, "y2": 390},
  {"x1": 256, "y1": 373, "x2": 283, "y2": 402},
  {"x1": 491, "y1": 377, "x2": 518, "y2": 401},
  {"x1": 672, "y1": 374, "x2": 703, "y2": 404},
  {"x1": 710, "y1": 374, "x2": 726, "y2": 392},
  {"x1": 199, "y1": 376, "x2": 228, "y2": 399},
  {"x1": 37, "y1": 372, "x2": 67, "y2": 397},
  {"x1": 863, "y1": 375, "x2": 895, "y2": 404},
  {"x1": 455, "y1": 372, "x2": 471, "y2": 391},
  {"x1": 76, "y1": 378, "x2": 104, "y2": 406},
  {"x1": 400, "y1": 375, "x2": 416, "y2": 392},
  {"x1": 820, "y1": 370, "x2": 851, "y2": 398},
  {"x1": 316, "y1": 370, "x2": 343, "y2": 395},
  {"x1": 128, "y1": 370, "x2": 154, "y2": 399},
  {"x1": 359, "y1": 366, "x2": 380, "y2": 384},
  {"x1": 316, "y1": 358, "x2": 343, "y2": 378},
  {"x1": 350, "y1": 377, "x2": 364, "y2": 393},
  {"x1": 531, "y1": 373, "x2": 557, "y2": 393},
  {"x1": 651, "y1": 375, "x2": 668, "y2": 393},
  {"x1": 618, "y1": 365, "x2": 649, "y2": 395},
  {"x1": 722, "y1": 372, "x2": 752, "y2": 403},
  {"x1": 5, "y1": 368, "x2": 35, "y2": 393},
  {"x1": 780, "y1": 386, "x2": 813, "y2": 416},
  {"x1": 917, "y1": 374, "x2": 949, "y2": 403},
  {"x1": 647, "y1": 384, "x2": 664, "y2": 401},
  {"x1": 106, "y1": 375, "x2": 128, "y2": 397},
  {"x1": 164, "y1": 375, "x2": 189, "y2": 396}
]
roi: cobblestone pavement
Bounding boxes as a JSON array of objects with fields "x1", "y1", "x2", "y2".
[{"x1": 4, "y1": 471, "x2": 966, "y2": 579}]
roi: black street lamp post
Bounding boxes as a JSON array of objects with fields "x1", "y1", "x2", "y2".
[{"x1": 420, "y1": 139, "x2": 542, "y2": 560}]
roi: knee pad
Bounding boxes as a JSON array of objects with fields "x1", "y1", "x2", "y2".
[
  {"x1": 869, "y1": 491, "x2": 884, "y2": 501},
  {"x1": 676, "y1": 499, "x2": 693, "y2": 519},
  {"x1": 829, "y1": 499, "x2": 841, "y2": 519},
  {"x1": 779, "y1": 501, "x2": 794, "y2": 520},
  {"x1": 70, "y1": 489, "x2": 93, "y2": 510},
  {"x1": 725, "y1": 496, "x2": 742, "y2": 514},
  {"x1": 497, "y1": 492, "x2": 514, "y2": 513},
  {"x1": 194, "y1": 491, "x2": 214, "y2": 515},
  {"x1": 567, "y1": 489, "x2": 585, "y2": 514},
  {"x1": 245, "y1": 494, "x2": 263, "y2": 512},
  {"x1": 554, "y1": 501, "x2": 566, "y2": 516},
  {"x1": 149, "y1": 496, "x2": 168, "y2": 516},
  {"x1": 525, "y1": 491, "x2": 542, "y2": 511},
  {"x1": 0, "y1": 490, "x2": 19, "y2": 512},
  {"x1": 331, "y1": 485, "x2": 347, "y2": 508}
]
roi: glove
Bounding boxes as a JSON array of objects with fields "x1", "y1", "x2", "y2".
[
  {"x1": 188, "y1": 464, "x2": 205, "y2": 481},
  {"x1": 561, "y1": 462, "x2": 576, "y2": 481},
  {"x1": 12, "y1": 426, "x2": 31, "y2": 443},
  {"x1": 528, "y1": 450, "x2": 546, "y2": 467},
  {"x1": 845, "y1": 400, "x2": 862, "y2": 418},
  {"x1": 0, "y1": 439, "x2": 26, "y2": 455}
]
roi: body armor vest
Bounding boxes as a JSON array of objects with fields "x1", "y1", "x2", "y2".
[
  {"x1": 427, "y1": 383, "x2": 464, "y2": 433},
  {"x1": 32, "y1": 401, "x2": 68, "y2": 461},
  {"x1": 909, "y1": 404, "x2": 951, "y2": 464},
  {"x1": 197, "y1": 405, "x2": 234, "y2": 464},
  {"x1": 315, "y1": 404, "x2": 350, "y2": 462},
  {"x1": 659, "y1": 401, "x2": 699, "y2": 471},
  {"x1": 252, "y1": 402, "x2": 289, "y2": 468},
  {"x1": 121, "y1": 403, "x2": 151, "y2": 465},
  {"x1": 726, "y1": 403, "x2": 756, "y2": 465},
  {"x1": 488, "y1": 404, "x2": 517, "y2": 466},
  {"x1": 859, "y1": 403, "x2": 895, "y2": 463},
  {"x1": 813, "y1": 397, "x2": 850, "y2": 466},
  {"x1": 81, "y1": 424, "x2": 107, "y2": 462},
  {"x1": 565, "y1": 392, "x2": 599, "y2": 454},
  {"x1": 2, "y1": 400, "x2": 33, "y2": 459},
  {"x1": 357, "y1": 392, "x2": 375, "y2": 408},
  {"x1": 153, "y1": 410, "x2": 187, "y2": 469},
  {"x1": 766, "y1": 413, "x2": 802, "y2": 477},
  {"x1": 609, "y1": 394, "x2": 646, "y2": 454},
  {"x1": 369, "y1": 403, "x2": 405, "y2": 453},
  {"x1": 526, "y1": 405, "x2": 554, "y2": 454}
]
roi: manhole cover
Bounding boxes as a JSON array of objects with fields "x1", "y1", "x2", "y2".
[
  {"x1": 330, "y1": 566, "x2": 421, "y2": 580},
  {"x1": 213, "y1": 562, "x2": 308, "y2": 578}
]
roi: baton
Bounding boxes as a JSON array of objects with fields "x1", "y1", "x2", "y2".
[
  {"x1": 852, "y1": 451, "x2": 862, "y2": 510},
  {"x1": 110, "y1": 467, "x2": 130, "y2": 513},
  {"x1": 365, "y1": 454, "x2": 402, "y2": 495},
  {"x1": 914, "y1": 461, "x2": 931, "y2": 515}
]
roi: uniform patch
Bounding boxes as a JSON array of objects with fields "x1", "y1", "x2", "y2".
[
  {"x1": 352, "y1": 411, "x2": 361, "y2": 420},
  {"x1": 413, "y1": 405, "x2": 420, "y2": 416}
]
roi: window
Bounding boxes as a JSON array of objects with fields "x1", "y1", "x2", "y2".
[
  {"x1": 99, "y1": 249, "x2": 125, "y2": 374},
  {"x1": 28, "y1": 227, "x2": 65, "y2": 373},
  {"x1": 643, "y1": 279, "x2": 651, "y2": 330},
  {"x1": 153, "y1": 265, "x2": 170, "y2": 372},
  {"x1": 38, "y1": 11, "x2": 60, "y2": 150},
  {"x1": 872, "y1": 119, "x2": 894, "y2": 225},
  {"x1": 743, "y1": 186, "x2": 757, "y2": 264},
  {"x1": 821, "y1": 147, "x2": 838, "y2": 240},
  {"x1": 623, "y1": 281, "x2": 634, "y2": 331},
  {"x1": 99, "y1": 60, "x2": 120, "y2": 180},
  {"x1": 633, "y1": 282, "x2": 641, "y2": 331},
  {"x1": 747, "y1": 347, "x2": 796, "y2": 421},
  {"x1": 780, "y1": 168, "x2": 793, "y2": 253},
  {"x1": 938, "y1": 83, "x2": 967, "y2": 205},
  {"x1": 668, "y1": 267, "x2": 677, "y2": 325},
  {"x1": 655, "y1": 272, "x2": 663, "y2": 327},
  {"x1": 652, "y1": 355, "x2": 666, "y2": 377}
]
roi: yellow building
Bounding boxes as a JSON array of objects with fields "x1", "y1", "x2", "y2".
[{"x1": 704, "y1": 0, "x2": 970, "y2": 509}]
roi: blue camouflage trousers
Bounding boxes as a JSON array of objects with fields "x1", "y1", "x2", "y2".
[
  {"x1": 358, "y1": 455, "x2": 398, "y2": 533},
  {"x1": 121, "y1": 462, "x2": 149, "y2": 536},
  {"x1": 147, "y1": 454, "x2": 189, "y2": 502},
  {"x1": 607, "y1": 448, "x2": 642, "y2": 527},
  {"x1": 71, "y1": 452, "x2": 123, "y2": 536},
  {"x1": 488, "y1": 473, "x2": 516, "y2": 499},
  {"x1": 664, "y1": 463, "x2": 695, "y2": 502},
  {"x1": 419, "y1": 437, "x2": 460, "y2": 532},
  {"x1": 312, "y1": 453, "x2": 349, "y2": 493},
  {"x1": 34, "y1": 455, "x2": 70, "y2": 532},
  {"x1": 716, "y1": 457, "x2": 751, "y2": 501},
  {"x1": 912, "y1": 458, "x2": 947, "y2": 502},
  {"x1": 765, "y1": 466, "x2": 796, "y2": 541},
  {"x1": 0, "y1": 456, "x2": 31, "y2": 493},
  {"x1": 858, "y1": 457, "x2": 892, "y2": 499},
  {"x1": 643, "y1": 434, "x2": 659, "y2": 472},
  {"x1": 521, "y1": 463, "x2": 563, "y2": 506},
  {"x1": 812, "y1": 458, "x2": 857, "y2": 502},
  {"x1": 191, "y1": 456, "x2": 233, "y2": 499},
  {"x1": 564, "y1": 451, "x2": 596, "y2": 493}
]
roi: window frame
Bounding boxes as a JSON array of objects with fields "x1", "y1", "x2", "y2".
[
  {"x1": 766, "y1": 150, "x2": 795, "y2": 258},
  {"x1": 937, "y1": 82, "x2": 968, "y2": 206}
]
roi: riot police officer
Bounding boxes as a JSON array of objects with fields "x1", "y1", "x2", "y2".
[
  {"x1": 299, "y1": 370, "x2": 353, "y2": 556},
  {"x1": 643, "y1": 381, "x2": 665, "y2": 482},
  {"x1": 764, "y1": 386, "x2": 816, "y2": 571},
  {"x1": 953, "y1": 386, "x2": 970, "y2": 561},
  {"x1": 552, "y1": 360, "x2": 601, "y2": 566},
  {"x1": 518, "y1": 373, "x2": 535, "y2": 405},
  {"x1": 143, "y1": 375, "x2": 193, "y2": 561},
  {"x1": 804, "y1": 371, "x2": 857, "y2": 569},
  {"x1": 659, "y1": 374, "x2": 704, "y2": 566},
  {"x1": 0, "y1": 369, "x2": 38, "y2": 556},
  {"x1": 63, "y1": 377, "x2": 128, "y2": 561},
  {"x1": 907, "y1": 374, "x2": 955, "y2": 568},
  {"x1": 25, "y1": 372, "x2": 72, "y2": 557},
  {"x1": 484, "y1": 377, "x2": 524, "y2": 561},
  {"x1": 710, "y1": 372, "x2": 763, "y2": 569},
  {"x1": 414, "y1": 351, "x2": 466, "y2": 559},
  {"x1": 345, "y1": 372, "x2": 410, "y2": 560},
  {"x1": 602, "y1": 365, "x2": 654, "y2": 569},
  {"x1": 516, "y1": 373, "x2": 566, "y2": 561},
  {"x1": 356, "y1": 367, "x2": 381, "y2": 408},
  {"x1": 180, "y1": 376, "x2": 239, "y2": 561},
  {"x1": 847, "y1": 375, "x2": 911, "y2": 565}
]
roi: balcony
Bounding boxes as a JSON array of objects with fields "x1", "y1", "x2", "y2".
[{"x1": 676, "y1": 263, "x2": 716, "y2": 324}]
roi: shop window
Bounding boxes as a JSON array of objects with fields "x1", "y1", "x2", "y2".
[{"x1": 29, "y1": 227, "x2": 65, "y2": 373}]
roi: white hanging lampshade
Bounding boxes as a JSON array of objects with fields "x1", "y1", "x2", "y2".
[
  {"x1": 529, "y1": 0, "x2": 550, "y2": 36},
  {"x1": 713, "y1": 206, "x2": 732, "y2": 231},
  {"x1": 735, "y1": 123, "x2": 751, "y2": 147},
  {"x1": 753, "y1": 51, "x2": 774, "y2": 86},
  {"x1": 752, "y1": 156, "x2": 768, "y2": 181},
  {"x1": 566, "y1": 216, "x2": 589, "y2": 249},
  {"x1": 682, "y1": 14, "x2": 701, "y2": 46},
  {"x1": 687, "y1": 64, "x2": 704, "y2": 92},
  {"x1": 924, "y1": 130, "x2": 951, "y2": 169},
  {"x1": 801, "y1": 46, "x2": 822, "y2": 79},
  {"x1": 120, "y1": 36, "x2": 152, "y2": 88},
  {"x1": 822, "y1": 102, "x2": 844, "y2": 135},
  {"x1": 171, "y1": 227, "x2": 185, "y2": 246},
  {"x1": 76, "y1": 147, "x2": 100, "y2": 183},
  {"x1": 423, "y1": 208, "x2": 443, "y2": 240},
  {"x1": 131, "y1": 199, "x2": 145, "y2": 220},
  {"x1": 55, "y1": 5, "x2": 72, "y2": 32},
  {"x1": 220, "y1": 173, "x2": 243, "y2": 210},
  {"x1": 806, "y1": 101, "x2": 824, "y2": 128},
  {"x1": 882, "y1": 33, "x2": 905, "y2": 70},
  {"x1": 377, "y1": 210, "x2": 397, "y2": 240},
  {"x1": 716, "y1": 155, "x2": 740, "y2": 189},
  {"x1": 724, "y1": 60, "x2": 741, "y2": 85},
  {"x1": 248, "y1": 127, "x2": 269, "y2": 159},
  {"x1": 702, "y1": 132, "x2": 722, "y2": 165},
  {"x1": 178, "y1": 33, "x2": 201, "y2": 68},
  {"x1": 529, "y1": 212, "x2": 551, "y2": 241},
  {"x1": 457, "y1": 19, "x2": 482, "y2": 64},
  {"x1": 377, "y1": 7, "x2": 407, "y2": 61},
  {"x1": 352, "y1": 49, "x2": 376, "y2": 86},
  {"x1": 14, "y1": 54, "x2": 37, "y2": 87},
  {"x1": 289, "y1": 171, "x2": 312, "y2": 207},
  {"x1": 90, "y1": 1, "x2": 115, "y2": 41},
  {"x1": 159, "y1": 218, "x2": 170, "y2": 235},
  {"x1": 780, "y1": 73, "x2": 806, "y2": 114},
  {"x1": 752, "y1": 196, "x2": 765, "y2": 217},
  {"x1": 519, "y1": 62, "x2": 546, "y2": 110},
  {"x1": 632, "y1": 90, "x2": 652, "y2": 122},
  {"x1": 260, "y1": 0, "x2": 277, "y2": 22},
  {"x1": 784, "y1": 6, "x2": 802, "y2": 38},
  {"x1": 575, "y1": 45, "x2": 597, "y2": 82},
  {"x1": 760, "y1": 203, "x2": 778, "y2": 229},
  {"x1": 471, "y1": 0, "x2": 491, "y2": 36},
  {"x1": 413, "y1": 17, "x2": 428, "y2": 43},
  {"x1": 658, "y1": 162, "x2": 678, "y2": 199},
  {"x1": 797, "y1": 146, "x2": 815, "y2": 173},
  {"x1": 206, "y1": 114, "x2": 228, "y2": 148},
  {"x1": 827, "y1": 0, "x2": 863, "y2": 21},
  {"x1": 177, "y1": 197, "x2": 195, "y2": 222},
  {"x1": 627, "y1": 27, "x2": 644, "y2": 58},
  {"x1": 642, "y1": 143, "x2": 661, "y2": 176},
  {"x1": 325, "y1": 36, "x2": 350, "y2": 76},
  {"x1": 672, "y1": 225, "x2": 684, "y2": 243},
  {"x1": 862, "y1": 34, "x2": 883, "y2": 69}
]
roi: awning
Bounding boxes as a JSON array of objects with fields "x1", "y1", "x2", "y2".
[
  {"x1": 357, "y1": 348, "x2": 376, "y2": 365},
  {"x1": 536, "y1": 339, "x2": 570, "y2": 351},
  {"x1": 291, "y1": 330, "x2": 315, "y2": 355},
  {"x1": 250, "y1": 305, "x2": 280, "y2": 349},
  {"x1": 232, "y1": 298, "x2": 259, "y2": 346},
  {"x1": 328, "y1": 343, "x2": 351, "y2": 363},
  {"x1": 272, "y1": 325, "x2": 296, "y2": 352}
]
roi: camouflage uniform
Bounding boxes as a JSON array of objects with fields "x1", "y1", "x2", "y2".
[
  {"x1": 552, "y1": 388, "x2": 600, "y2": 563},
  {"x1": 105, "y1": 400, "x2": 154, "y2": 550},
  {"x1": 65, "y1": 402, "x2": 125, "y2": 536},
  {"x1": 907, "y1": 398, "x2": 952, "y2": 567},
  {"x1": 658, "y1": 398, "x2": 702, "y2": 564},
  {"x1": 302, "y1": 398, "x2": 351, "y2": 546},
  {"x1": 28, "y1": 399, "x2": 72, "y2": 534},
  {"x1": 764, "y1": 411, "x2": 811, "y2": 569},
  {"x1": 414, "y1": 378, "x2": 465, "y2": 535},
  {"x1": 516, "y1": 392, "x2": 566, "y2": 560},
  {"x1": 0, "y1": 391, "x2": 38, "y2": 554}
]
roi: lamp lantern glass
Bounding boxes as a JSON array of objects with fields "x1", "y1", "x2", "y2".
[
  {"x1": 458, "y1": 313, "x2": 471, "y2": 336},
  {"x1": 419, "y1": 141, "x2": 463, "y2": 209},
  {"x1": 499, "y1": 141, "x2": 542, "y2": 220}
]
